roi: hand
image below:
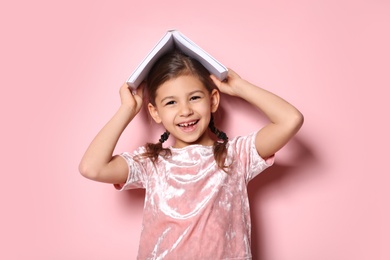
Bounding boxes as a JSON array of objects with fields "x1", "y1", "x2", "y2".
[
  {"x1": 210, "y1": 69, "x2": 244, "y2": 97},
  {"x1": 119, "y1": 82, "x2": 144, "y2": 115}
]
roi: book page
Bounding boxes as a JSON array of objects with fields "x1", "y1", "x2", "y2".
[
  {"x1": 127, "y1": 30, "x2": 228, "y2": 89},
  {"x1": 127, "y1": 32, "x2": 175, "y2": 88},
  {"x1": 172, "y1": 31, "x2": 227, "y2": 80}
]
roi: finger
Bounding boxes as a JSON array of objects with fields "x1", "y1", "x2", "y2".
[
  {"x1": 227, "y1": 68, "x2": 241, "y2": 79},
  {"x1": 120, "y1": 82, "x2": 129, "y2": 91},
  {"x1": 135, "y1": 82, "x2": 145, "y2": 97},
  {"x1": 133, "y1": 94, "x2": 143, "y2": 112},
  {"x1": 210, "y1": 74, "x2": 222, "y2": 88},
  {"x1": 120, "y1": 83, "x2": 132, "y2": 97},
  {"x1": 134, "y1": 94, "x2": 143, "y2": 105}
]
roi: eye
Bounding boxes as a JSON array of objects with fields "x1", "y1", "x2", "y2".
[
  {"x1": 190, "y1": 96, "x2": 201, "y2": 101},
  {"x1": 165, "y1": 100, "x2": 176, "y2": 106}
]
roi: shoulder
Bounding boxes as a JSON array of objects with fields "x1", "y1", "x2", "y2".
[
  {"x1": 227, "y1": 132, "x2": 273, "y2": 165},
  {"x1": 120, "y1": 145, "x2": 150, "y2": 166},
  {"x1": 227, "y1": 132, "x2": 257, "y2": 153},
  {"x1": 227, "y1": 132, "x2": 274, "y2": 181}
]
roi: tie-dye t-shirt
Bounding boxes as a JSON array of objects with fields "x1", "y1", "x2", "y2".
[{"x1": 117, "y1": 132, "x2": 274, "y2": 259}]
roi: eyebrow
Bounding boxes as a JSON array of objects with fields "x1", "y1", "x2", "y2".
[{"x1": 160, "y1": 90, "x2": 205, "y2": 104}]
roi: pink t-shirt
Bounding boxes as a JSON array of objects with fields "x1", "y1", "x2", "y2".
[{"x1": 118, "y1": 133, "x2": 273, "y2": 259}]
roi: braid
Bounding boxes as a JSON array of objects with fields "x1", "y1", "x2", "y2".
[
  {"x1": 140, "y1": 130, "x2": 171, "y2": 163},
  {"x1": 208, "y1": 114, "x2": 229, "y2": 171},
  {"x1": 209, "y1": 115, "x2": 228, "y2": 142}
]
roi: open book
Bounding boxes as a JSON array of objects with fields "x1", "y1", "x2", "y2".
[{"x1": 127, "y1": 30, "x2": 228, "y2": 89}]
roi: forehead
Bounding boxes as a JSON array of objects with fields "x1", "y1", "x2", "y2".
[{"x1": 155, "y1": 75, "x2": 207, "y2": 98}]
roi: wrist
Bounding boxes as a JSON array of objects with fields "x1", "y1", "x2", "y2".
[
  {"x1": 118, "y1": 104, "x2": 137, "y2": 121},
  {"x1": 233, "y1": 79, "x2": 253, "y2": 97}
]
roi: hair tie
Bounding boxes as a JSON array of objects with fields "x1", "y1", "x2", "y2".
[{"x1": 159, "y1": 131, "x2": 170, "y2": 143}]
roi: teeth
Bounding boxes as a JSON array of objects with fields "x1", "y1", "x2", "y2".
[{"x1": 179, "y1": 121, "x2": 197, "y2": 127}]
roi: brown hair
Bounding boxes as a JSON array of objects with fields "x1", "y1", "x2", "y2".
[{"x1": 141, "y1": 50, "x2": 229, "y2": 170}]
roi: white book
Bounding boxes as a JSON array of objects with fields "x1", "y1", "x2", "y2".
[{"x1": 127, "y1": 30, "x2": 228, "y2": 89}]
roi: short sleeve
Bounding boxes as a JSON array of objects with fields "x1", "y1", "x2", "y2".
[
  {"x1": 114, "y1": 147, "x2": 149, "y2": 191},
  {"x1": 228, "y1": 132, "x2": 274, "y2": 183}
]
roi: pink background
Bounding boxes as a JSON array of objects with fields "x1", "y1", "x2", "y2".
[{"x1": 1, "y1": 0, "x2": 389, "y2": 259}]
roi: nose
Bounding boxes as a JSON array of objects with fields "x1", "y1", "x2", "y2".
[{"x1": 179, "y1": 102, "x2": 193, "y2": 117}]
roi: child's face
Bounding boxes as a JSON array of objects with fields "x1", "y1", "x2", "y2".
[{"x1": 148, "y1": 75, "x2": 219, "y2": 148}]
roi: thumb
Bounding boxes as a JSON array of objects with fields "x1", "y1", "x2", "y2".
[{"x1": 133, "y1": 94, "x2": 143, "y2": 113}]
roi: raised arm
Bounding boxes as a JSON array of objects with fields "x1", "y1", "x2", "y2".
[
  {"x1": 78, "y1": 83, "x2": 143, "y2": 184},
  {"x1": 211, "y1": 69, "x2": 304, "y2": 159}
]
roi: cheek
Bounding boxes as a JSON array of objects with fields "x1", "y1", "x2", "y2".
[
  {"x1": 198, "y1": 101, "x2": 212, "y2": 115},
  {"x1": 158, "y1": 109, "x2": 174, "y2": 123}
]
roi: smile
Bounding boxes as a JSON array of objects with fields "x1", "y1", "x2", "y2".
[{"x1": 177, "y1": 120, "x2": 199, "y2": 127}]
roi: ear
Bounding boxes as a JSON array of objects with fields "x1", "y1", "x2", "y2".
[
  {"x1": 210, "y1": 89, "x2": 220, "y2": 113},
  {"x1": 148, "y1": 103, "x2": 162, "y2": 123}
]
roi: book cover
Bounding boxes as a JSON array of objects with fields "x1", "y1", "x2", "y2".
[{"x1": 127, "y1": 30, "x2": 228, "y2": 89}]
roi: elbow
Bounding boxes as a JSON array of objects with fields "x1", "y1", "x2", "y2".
[
  {"x1": 285, "y1": 109, "x2": 304, "y2": 134},
  {"x1": 291, "y1": 110, "x2": 304, "y2": 132},
  {"x1": 78, "y1": 161, "x2": 99, "y2": 180},
  {"x1": 295, "y1": 110, "x2": 304, "y2": 126}
]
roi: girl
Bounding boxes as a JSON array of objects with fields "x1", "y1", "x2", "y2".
[{"x1": 79, "y1": 51, "x2": 303, "y2": 259}]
